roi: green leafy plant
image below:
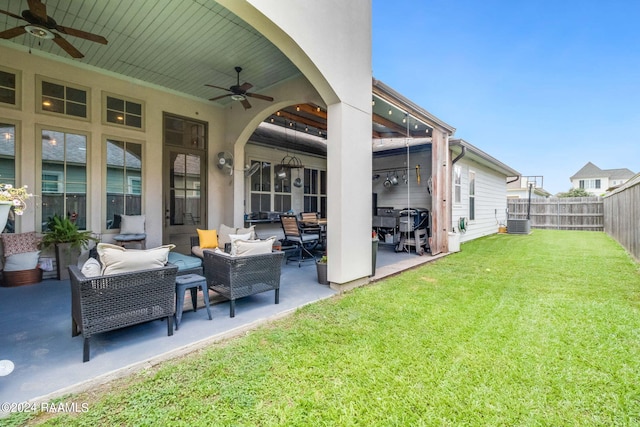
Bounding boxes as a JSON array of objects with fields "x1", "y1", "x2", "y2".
[
  {"x1": 39, "y1": 214, "x2": 99, "y2": 250},
  {"x1": 318, "y1": 255, "x2": 327, "y2": 264},
  {"x1": 556, "y1": 187, "x2": 592, "y2": 197}
]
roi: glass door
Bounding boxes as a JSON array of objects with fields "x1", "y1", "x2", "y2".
[{"x1": 163, "y1": 114, "x2": 207, "y2": 253}]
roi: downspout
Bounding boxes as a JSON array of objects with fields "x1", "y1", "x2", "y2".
[
  {"x1": 452, "y1": 145, "x2": 466, "y2": 164},
  {"x1": 506, "y1": 176, "x2": 520, "y2": 184}
]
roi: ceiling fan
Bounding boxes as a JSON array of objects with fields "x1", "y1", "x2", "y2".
[
  {"x1": 0, "y1": 0, "x2": 108, "y2": 59},
  {"x1": 206, "y1": 66, "x2": 274, "y2": 110}
]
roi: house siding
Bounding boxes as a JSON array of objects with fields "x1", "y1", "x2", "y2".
[{"x1": 452, "y1": 158, "x2": 507, "y2": 243}]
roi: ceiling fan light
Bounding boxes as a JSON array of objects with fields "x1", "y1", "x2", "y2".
[
  {"x1": 25, "y1": 25, "x2": 55, "y2": 40},
  {"x1": 231, "y1": 94, "x2": 245, "y2": 101}
]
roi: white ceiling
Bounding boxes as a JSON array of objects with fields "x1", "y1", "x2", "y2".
[{"x1": 0, "y1": 0, "x2": 301, "y2": 105}]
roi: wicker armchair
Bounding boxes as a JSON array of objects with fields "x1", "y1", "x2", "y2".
[
  {"x1": 69, "y1": 263, "x2": 178, "y2": 362},
  {"x1": 203, "y1": 249, "x2": 284, "y2": 317}
]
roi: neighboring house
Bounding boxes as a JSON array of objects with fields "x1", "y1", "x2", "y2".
[
  {"x1": 450, "y1": 139, "x2": 520, "y2": 243},
  {"x1": 507, "y1": 176, "x2": 551, "y2": 199},
  {"x1": 570, "y1": 162, "x2": 635, "y2": 195}
]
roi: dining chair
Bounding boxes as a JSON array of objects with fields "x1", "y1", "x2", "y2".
[{"x1": 280, "y1": 214, "x2": 319, "y2": 267}]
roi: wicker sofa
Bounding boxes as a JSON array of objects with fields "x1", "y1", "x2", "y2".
[
  {"x1": 203, "y1": 249, "x2": 284, "y2": 317},
  {"x1": 69, "y1": 263, "x2": 178, "y2": 362}
]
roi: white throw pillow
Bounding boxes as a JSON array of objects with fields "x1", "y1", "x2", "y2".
[
  {"x1": 229, "y1": 232, "x2": 252, "y2": 256},
  {"x1": 80, "y1": 258, "x2": 102, "y2": 278},
  {"x1": 3, "y1": 251, "x2": 40, "y2": 271},
  {"x1": 119, "y1": 215, "x2": 146, "y2": 234},
  {"x1": 97, "y1": 243, "x2": 174, "y2": 275},
  {"x1": 236, "y1": 225, "x2": 256, "y2": 240},
  {"x1": 234, "y1": 237, "x2": 275, "y2": 257}
]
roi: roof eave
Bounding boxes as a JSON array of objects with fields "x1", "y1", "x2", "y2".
[
  {"x1": 372, "y1": 78, "x2": 456, "y2": 134},
  {"x1": 450, "y1": 138, "x2": 520, "y2": 177}
]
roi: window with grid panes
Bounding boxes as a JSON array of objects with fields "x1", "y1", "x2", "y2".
[
  {"x1": 104, "y1": 93, "x2": 144, "y2": 129},
  {"x1": 37, "y1": 77, "x2": 89, "y2": 119}
]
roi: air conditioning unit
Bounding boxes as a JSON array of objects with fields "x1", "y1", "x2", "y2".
[{"x1": 507, "y1": 219, "x2": 531, "y2": 234}]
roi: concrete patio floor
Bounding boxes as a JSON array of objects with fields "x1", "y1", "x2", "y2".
[{"x1": 0, "y1": 245, "x2": 445, "y2": 410}]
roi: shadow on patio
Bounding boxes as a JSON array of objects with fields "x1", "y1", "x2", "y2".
[{"x1": 0, "y1": 245, "x2": 442, "y2": 408}]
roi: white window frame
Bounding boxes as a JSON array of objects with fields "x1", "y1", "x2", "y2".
[
  {"x1": 469, "y1": 170, "x2": 476, "y2": 221},
  {"x1": 102, "y1": 92, "x2": 145, "y2": 131},
  {"x1": 453, "y1": 164, "x2": 462, "y2": 204},
  {"x1": 0, "y1": 65, "x2": 21, "y2": 110},
  {"x1": 37, "y1": 125, "x2": 90, "y2": 232},
  {"x1": 36, "y1": 75, "x2": 90, "y2": 121}
]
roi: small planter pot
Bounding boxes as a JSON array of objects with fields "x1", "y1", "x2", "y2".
[
  {"x1": 316, "y1": 260, "x2": 328, "y2": 285},
  {"x1": 55, "y1": 242, "x2": 81, "y2": 281},
  {"x1": 0, "y1": 201, "x2": 12, "y2": 232}
]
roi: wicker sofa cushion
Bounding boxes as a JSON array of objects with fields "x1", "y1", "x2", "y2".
[
  {"x1": 3, "y1": 250, "x2": 40, "y2": 271},
  {"x1": 1, "y1": 231, "x2": 39, "y2": 256},
  {"x1": 97, "y1": 243, "x2": 175, "y2": 275},
  {"x1": 197, "y1": 228, "x2": 218, "y2": 249},
  {"x1": 234, "y1": 237, "x2": 275, "y2": 256}
]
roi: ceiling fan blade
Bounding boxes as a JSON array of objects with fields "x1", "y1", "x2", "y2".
[
  {"x1": 240, "y1": 98, "x2": 252, "y2": 110},
  {"x1": 0, "y1": 26, "x2": 27, "y2": 40},
  {"x1": 27, "y1": 0, "x2": 48, "y2": 22},
  {"x1": 245, "y1": 92, "x2": 274, "y2": 102},
  {"x1": 239, "y1": 82, "x2": 253, "y2": 92},
  {"x1": 56, "y1": 25, "x2": 108, "y2": 44},
  {"x1": 0, "y1": 9, "x2": 25, "y2": 21},
  {"x1": 53, "y1": 33, "x2": 84, "y2": 58},
  {"x1": 209, "y1": 94, "x2": 233, "y2": 101},
  {"x1": 205, "y1": 84, "x2": 232, "y2": 92}
]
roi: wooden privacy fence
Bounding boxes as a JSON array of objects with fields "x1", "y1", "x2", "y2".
[
  {"x1": 507, "y1": 197, "x2": 604, "y2": 231},
  {"x1": 604, "y1": 174, "x2": 640, "y2": 261}
]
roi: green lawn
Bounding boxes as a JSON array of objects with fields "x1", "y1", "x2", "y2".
[{"x1": 10, "y1": 230, "x2": 640, "y2": 426}]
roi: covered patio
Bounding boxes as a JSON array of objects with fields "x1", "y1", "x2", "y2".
[{"x1": 0, "y1": 246, "x2": 445, "y2": 409}]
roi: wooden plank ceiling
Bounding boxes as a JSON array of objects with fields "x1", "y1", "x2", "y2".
[
  {"x1": 0, "y1": 0, "x2": 299, "y2": 105},
  {"x1": 0, "y1": 0, "x2": 436, "y2": 143}
]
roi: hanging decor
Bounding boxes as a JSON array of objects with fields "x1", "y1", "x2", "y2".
[{"x1": 0, "y1": 184, "x2": 32, "y2": 233}]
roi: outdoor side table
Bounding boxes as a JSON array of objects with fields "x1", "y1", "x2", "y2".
[{"x1": 175, "y1": 274, "x2": 212, "y2": 329}]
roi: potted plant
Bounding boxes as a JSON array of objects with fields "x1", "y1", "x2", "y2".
[
  {"x1": 316, "y1": 255, "x2": 328, "y2": 285},
  {"x1": 0, "y1": 183, "x2": 31, "y2": 232},
  {"x1": 39, "y1": 214, "x2": 99, "y2": 280}
]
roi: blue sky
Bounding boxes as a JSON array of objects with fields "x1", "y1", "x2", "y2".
[{"x1": 372, "y1": 0, "x2": 640, "y2": 194}]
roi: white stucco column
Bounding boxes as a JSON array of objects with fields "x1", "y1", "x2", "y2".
[
  {"x1": 326, "y1": 102, "x2": 373, "y2": 286},
  {"x1": 221, "y1": 0, "x2": 373, "y2": 286}
]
